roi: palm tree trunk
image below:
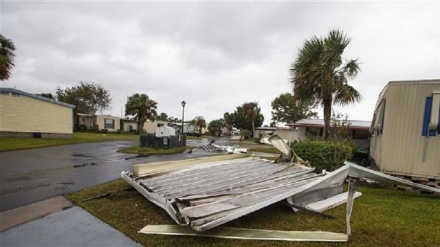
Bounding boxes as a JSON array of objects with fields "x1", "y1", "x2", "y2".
[
  {"x1": 252, "y1": 119, "x2": 255, "y2": 138},
  {"x1": 323, "y1": 99, "x2": 332, "y2": 140},
  {"x1": 138, "y1": 121, "x2": 144, "y2": 134}
]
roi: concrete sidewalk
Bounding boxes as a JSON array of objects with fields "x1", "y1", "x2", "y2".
[{"x1": 0, "y1": 197, "x2": 141, "y2": 247}]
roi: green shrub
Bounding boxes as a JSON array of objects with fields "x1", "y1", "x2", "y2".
[
  {"x1": 240, "y1": 129, "x2": 250, "y2": 139},
  {"x1": 292, "y1": 140, "x2": 353, "y2": 171},
  {"x1": 254, "y1": 133, "x2": 264, "y2": 143}
]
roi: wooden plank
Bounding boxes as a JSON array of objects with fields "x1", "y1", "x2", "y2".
[
  {"x1": 139, "y1": 225, "x2": 348, "y2": 242},
  {"x1": 305, "y1": 192, "x2": 362, "y2": 212}
]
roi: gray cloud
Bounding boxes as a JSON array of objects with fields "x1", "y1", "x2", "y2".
[{"x1": 2, "y1": 1, "x2": 439, "y2": 124}]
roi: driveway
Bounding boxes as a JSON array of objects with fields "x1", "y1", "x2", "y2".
[{"x1": 0, "y1": 140, "x2": 218, "y2": 212}]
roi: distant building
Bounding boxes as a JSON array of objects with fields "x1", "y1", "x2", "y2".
[
  {"x1": 78, "y1": 114, "x2": 121, "y2": 132},
  {"x1": 121, "y1": 119, "x2": 202, "y2": 135},
  {"x1": 287, "y1": 118, "x2": 371, "y2": 147},
  {"x1": 253, "y1": 127, "x2": 276, "y2": 137},
  {"x1": 121, "y1": 119, "x2": 137, "y2": 133},
  {"x1": 0, "y1": 88, "x2": 75, "y2": 138},
  {"x1": 253, "y1": 126, "x2": 299, "y2": 143},
  {"x1": 370, "y1": 79, "x2": 440, "y2": 182}
]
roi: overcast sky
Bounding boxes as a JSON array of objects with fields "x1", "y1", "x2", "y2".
[{"x1": 1, "y1": 0, "x2": 439, "y2": 125}]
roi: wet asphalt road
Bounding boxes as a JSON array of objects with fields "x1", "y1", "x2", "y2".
[{"x1": 0, "y1": 138, "x2": 229, "y2": 212}]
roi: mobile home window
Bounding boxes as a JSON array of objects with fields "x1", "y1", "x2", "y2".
[
  {"x1": 422, "y1": 92, "x2": 440, "y2": 136},
  {"x1": 105, "y1": 119, "x2": 115, "y2": 129}
]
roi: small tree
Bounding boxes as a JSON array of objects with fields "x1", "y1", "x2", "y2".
[
  {"x1": 240, "y1": 129, "x2": 251, "y2": 139},
  {"x1": 271, "y1": 93, "x2": 317, "y2": 124},
  {"x1": 243, "y1": 102, "x2": 261, "y2": 135},
  {"x1": 224, "y1": 103, "x2": 264, "y2": 132},
  {"x1": 125, "y1": 93, "x2": 157, "y2": 132},
  {"x1": 329, "y1": 112, "x2": 352, "y2": 142},
  {"x1": 208, "y1": 119, "x2": 223, "y2": 136},
  {"x1": 193, "y1": 116, "x2": 207, "y2": 134}
]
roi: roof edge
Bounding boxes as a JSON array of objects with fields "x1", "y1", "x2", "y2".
[
  {"x1": 0, "y1": 88, "x2": 76, "y2": 108},
  {"x1": 388, "y1": 79, "x2": 440, "y2": 84}
]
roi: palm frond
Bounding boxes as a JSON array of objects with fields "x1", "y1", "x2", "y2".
[{"x1": 334, "y1": 84, "x2": 362, "y2": 105}]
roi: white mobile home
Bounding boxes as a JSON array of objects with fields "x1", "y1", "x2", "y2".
[
  {"x1": 0, "y1": 88, "x2": 75, "y2": 138},
  {"x1": 78, "y1": 114, "x2": 121, "y2": 132},
  {"x1": 370, "y1": 79, "x2": 440, "y2": 182},
  {"x1": 287, "y1": 119, "x2": 371, "y2": 147}
]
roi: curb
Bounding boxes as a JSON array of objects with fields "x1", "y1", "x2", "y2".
[{"x1": 0, "y1": 196, "x2": 72, "y2": 232}]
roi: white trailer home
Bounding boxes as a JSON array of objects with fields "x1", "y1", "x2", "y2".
[{"x1": 370, "y1": 79, "x2": 440, "y2": 185}]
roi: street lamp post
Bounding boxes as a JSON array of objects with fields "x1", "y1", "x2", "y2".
[{"x1": 181, "y1": 100, "x2": 186, "y2": 135}]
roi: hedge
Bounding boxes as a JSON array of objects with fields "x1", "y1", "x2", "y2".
[{"x1": 292, "y1": 140, "x2": 353, "y2": 171}]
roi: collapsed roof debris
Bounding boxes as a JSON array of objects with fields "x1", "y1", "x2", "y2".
[
  {"x1": 122, "y1": 134, "x2": 439, "y2": 242},
  {"x1": 196, "y1": 144, "x2": 248, "y2": 154}
]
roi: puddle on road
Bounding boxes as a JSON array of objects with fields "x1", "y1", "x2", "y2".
[
  {"x1": 72, "y1": 153, "x2": 95, "y2": 158},
  {"x1": 72, "y1": 154, "x2": 151, "y2": 168},
  {"x1": 73, "y1": 162, "x2": 98, "y2": 168}
]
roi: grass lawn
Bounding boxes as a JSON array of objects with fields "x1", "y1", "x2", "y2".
[
  {"x1": 67, "y1": 180, "x2": 440, "y2": 247},
  {"x1": 235, "y1": 142, "x2": 281, "y2": 154},
  {"x1": 118, "y1": 146, "x2": 191, "y2": 155},
  {"x1": 0, "y1": 132, "x2": 138, "y2": 152}
]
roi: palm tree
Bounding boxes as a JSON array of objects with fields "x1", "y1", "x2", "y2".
[
  {"x1": 0, "y1": 34, "x2": 16, "y2": 81},
  {"x1": 242, "y1": 102, "x2": 261, "y2": 136},
  {"x1": 193, "y1": 116, "x2": 207, "y2": 134},
  {"x1": 125, "y1": 94, "x2": 158, "y2": 132},
  {"x1": 290, "y1": 30, "x2": 361, "y2": 139}
]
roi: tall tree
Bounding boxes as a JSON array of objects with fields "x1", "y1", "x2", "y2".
[
  {"x1": 242, "y1": 102, "x2": 262, "y2": 134},
  {"x1": 125, "y1": 93, "x2": 158, "y2": 132},
  {"x1": 224, "y1": 103, "x2": 264, "y2": 131},
  {"x1": 271, "y1": 93, "x2": 318, "y2": 124},
  {"x1": 223, "y1": 112, "x2": 234, "y2": 134},
  {"x1": 0, "y1": 34, "x2": 16, "y2": 80},
  {"x1": 56, "y1": 81, "x2": 111, "y2": 116},
  {"x1": 290, "y1": 30, "x2": 361, "y2": 139},
  {"x1": 208, "y1": 119, "x2": 223, "y2": 136},
  {"x1": 192, "y1": 116, "x2": 207, "y2": 134}
]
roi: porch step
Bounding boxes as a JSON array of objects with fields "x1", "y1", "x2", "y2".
[{"x1": 305, "y1": 192, "x2": 362, "y2": 212}]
